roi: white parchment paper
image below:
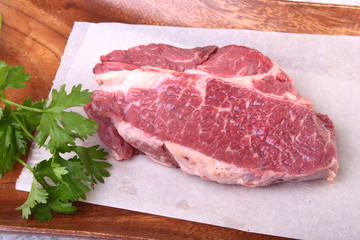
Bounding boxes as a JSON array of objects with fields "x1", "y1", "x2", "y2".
[{"x1": 16, "y1": 22, "x2": 360, "y2": 240}]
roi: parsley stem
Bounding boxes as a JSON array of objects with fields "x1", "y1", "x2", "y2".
[
  {"x1": 0, "y1": 90, "x2": 11, "y2": 109},
  {"x1": 16, "y1": 157, "x2": 33, "y2": 173},
  {"x1": 10, "y1": 112, "x2": 36, "y2": 141},
  {"x1": 0, "y1": 97, "x2": 43, "y2": 113},
  {"x1": 16, "y1": 157, "x2": 47, "y2": 189}
]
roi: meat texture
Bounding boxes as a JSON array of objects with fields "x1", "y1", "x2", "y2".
[{"x1": 84, "y1": 43, "x2": 338, "y2": 187}]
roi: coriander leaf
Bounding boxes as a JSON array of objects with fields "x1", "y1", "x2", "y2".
[
  {"x1": 35, "y1": 155, "x2": 90, "y2": 202},
  {"x1": 32, "y1": 204, "x2": 53, "y2": 222},
  {"x1": 59, "y1": 111, "x2": 98, "y2": 140},
  {"x1": 57, "y1": 156, "x2": 91, "y2": 201},
  {"x1": 52, "y1": 161, "x2": 68, "y2": 180},
  {"x1": 0, "y1": 107, "x2": 27, "y2": 177},
  {"x1": 36, "y1": 158, "x2": 77, "y2": 202},
  {"x1": 35, "y1": 156, "x2": 69, "y2": 187},
  {"x1": 0, "y1": 61, "x2": 8, "y2": 90},
  {"x1": 25, "y1": 156, "x2": 85, "y2": 221},
  {"x1": 16, "y1": 97, "x2": 46, "y2": 133},
  {"x1": 47, "y1": 196, "x2": 77, "y2": 214},
  {"x1": 16, "y1": 177, "x2": 48, "y2": 219},
  {"x1": 36, "y1": 113, "x2": 75, "y2": 152},
  {"x1": 0, "y1": 61, "x2": 30, "y2": 91},
  {"x1": 72, "y1": 145, "x2": 110, "y2": 187},
  {"x1": 32, "y1": 197, "x2": 76, "y2": 222},
  {"x1": 46, "y1": 84, "x2": 93, "y2": 112},
  {"x1": 46, "y1": 183, "x2": 76, "y2": 204},
  {"x1": 35, "y1": 159, "x2": 63, "y2": 185},
  {"x1": 0, "y1": 61, "x2": 112, "y2": 222},
  {"x1": 32, "y1": 181, "x2": 78, "y2": 222},
  {"x1": 46, "y1": 178, "x2": 86, "y2": 203},
  {"x1": 36, "y1": 84, "x2": 97, "y2": 152}
]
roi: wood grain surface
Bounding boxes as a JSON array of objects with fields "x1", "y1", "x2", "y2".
[{"x1": 0, "y1": 0, "x2": 359, "y2": 239}]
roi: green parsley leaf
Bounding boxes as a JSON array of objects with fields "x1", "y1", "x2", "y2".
[
  {"x1": 59, "y1": 111, "x2": 98, "y2": 140},
  {"x1": 0, "y1": 107, "x2": 27, "y2": 177},
  {"x1": 72, "y1": 145, "x2": 110, "y2": 187},
  {"x1": 36, "y1": 158, "x2": 69, "y2": 185},
  {"x1": 52, "y1": 161, "x2": 68, "y2": 181},
  {"x1": 16, "y1": 177, "x2": 48, "y2": 219},
  {"x1": 57, "y1": 156, "x2": 91, "y2": 200},
  {"x1": 47, "y1": 84, "x2": 93, "y2": 112},
  {"x1": 0, "y1": 61, "x2": 111, "y2": 221},
  {"x1": 32, "y1": 195, "x2": 77, "y2": 222},
  {"x1": 35, "y1": 155, "x2": 90, "y2": 202},
  {"x1": 16, "y1": 97, "x2": 46, "y2": 133},
  {"x1": 36, "y1": 85, "x2": 98, "y2": 152},
  {"x1": 31, "y1": 203, "x2": 54, "y2": 222},
  {"x1": 36, "y1": 113, "x2": 75, "y2": 152},
  {"x1": 35, "y1": 158, "x2": 64, "y2": 186},
  {"x1": 0, "y1": 61, "x2": 30, "y2": 91},
  {"x1": 28, "y1": 156, "x2": 87, "y2": 221},
  {"x1": 46, "y1": 183, "x2": 77, "y2": 205}
]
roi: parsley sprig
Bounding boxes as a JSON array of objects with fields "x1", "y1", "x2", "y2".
[{"x1": 0, "y1": 60, "x2": 111, "y2": 221}]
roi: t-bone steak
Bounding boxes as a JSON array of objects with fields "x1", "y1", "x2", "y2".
[{"x1": 84, "y1": 43, "x2": 338, "y2": 187}]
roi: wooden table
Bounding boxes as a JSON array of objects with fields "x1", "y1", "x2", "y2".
[{"x1": 0, "y1": 0, "x2": 359, "y2": 239}]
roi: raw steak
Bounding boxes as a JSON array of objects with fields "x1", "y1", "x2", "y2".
[{"x1": 84, "y1": 43, "x2": 338, "y2": 187}]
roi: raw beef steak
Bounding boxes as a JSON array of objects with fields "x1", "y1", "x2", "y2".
[{"x1": 84, "y1": 43, "x2": 338, "y2": 187}]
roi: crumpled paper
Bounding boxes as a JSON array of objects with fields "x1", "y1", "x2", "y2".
[{"x1": 16, "y1": 22, "x2": 360, "y2": 240}]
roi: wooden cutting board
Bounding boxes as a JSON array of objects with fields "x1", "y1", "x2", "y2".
[{"x1": 0, "y1": 0, "x2": 359, "y2": 239}]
